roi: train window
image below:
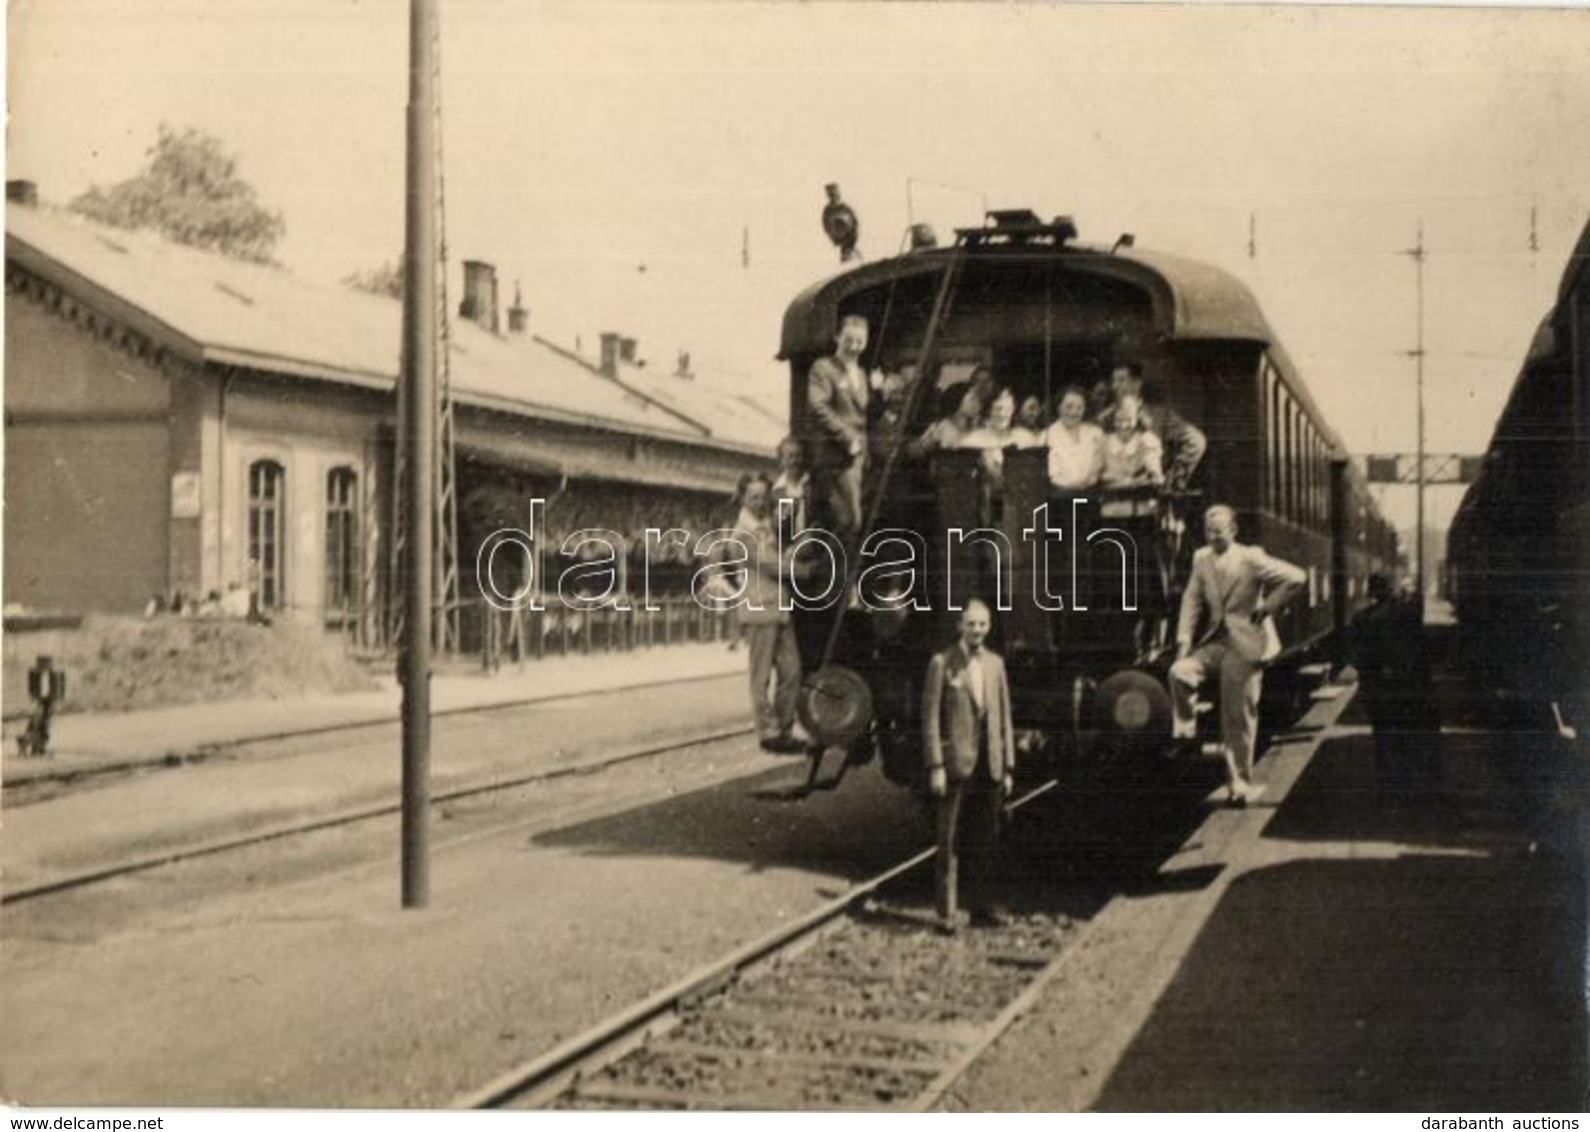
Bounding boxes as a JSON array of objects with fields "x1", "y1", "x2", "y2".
[
  {"x1": 1312, "y1": 432, "x2": 1322, "y2": 529},
  {"x1": 1267, "y1": 364, "x2": 1282, "y2": 515},
  {"x1": 1301, "y1": 424, "x2": 1311, "y2": 527},
  {"x1": 1310, "y1": 431, "x2": 1322, "y2": 529},
  {"x1": 1305, "y1": 431, "x2": 1316, "y2": 528},
  {"x1": 1286, "y1": 401, "x2": 1300, "y2": 524},
  {"x1": 1291, "y1": 403, "x2": 1303, "y2": 524},
  {"x1": 1318, "y1": 437, "x2": 1327, "y2": 529},
  {"x1": 1275, "y1": 385, "x2": 1288, "y2": 522}
]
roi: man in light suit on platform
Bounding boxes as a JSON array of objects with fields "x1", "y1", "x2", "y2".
[
  {"x1": 922, "y1": 599, "x2": 1016, "y2": 932},
  {"x1": 1169, "y1": 505, "x2": 1306, "y2": 806}
]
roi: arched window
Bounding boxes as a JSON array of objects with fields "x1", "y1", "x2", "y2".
[
  {"x1": 325, "y1": 467, "x2": 359, "y2": 621},
  {"x1": 248, "y1": 459, "x2": 287, "y2": 609}
]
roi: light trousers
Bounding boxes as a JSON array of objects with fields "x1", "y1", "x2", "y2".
[
  {"x1": 1170, "y1": 638, "x2": 1264, "y2": 789},
  {"x1": 747, "y1": 620, "x2": 800, "y2": 739}
]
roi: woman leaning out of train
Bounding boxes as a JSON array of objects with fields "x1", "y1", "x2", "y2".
[
  {"x1": 910, "y1": 382, "x2": 985, "y2": 458},
  {"x1": 1099, "y1": 393, "x2": 1169, "y2": 655},
  {"x1": 1010, "y1": 392, "x2": 1050, "y2": 449}
]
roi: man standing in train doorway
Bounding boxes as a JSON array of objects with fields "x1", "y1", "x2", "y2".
[
  {"x1": 1169, "y1": 505, "x2": 1306, "y2": 806},
  {"x1": 806, "y1": 314, "x2": 871, "y2": 539},
  {"x1": 922, "y1": 599, "x2": 1016, "y2": 933}
]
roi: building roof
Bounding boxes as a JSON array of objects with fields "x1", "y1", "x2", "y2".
[
  {"x1": 606, "y1": 360, "x2": 786, "y2": 450},
  {"x1": 6, "y1": 204, "x2": 780, "y2": 455}
]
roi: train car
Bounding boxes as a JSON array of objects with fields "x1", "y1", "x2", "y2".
[
  {"x1": 1447, "y1": 217, "x2": 1590, "y2": 736},
  {"x1": 779, "y1": 210, "x2": 1397, "y2": 789}
]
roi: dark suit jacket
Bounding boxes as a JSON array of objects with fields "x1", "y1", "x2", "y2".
[
  {"x1": 922, "y1": 643, "x2": 1015, "y2": 782},
  {"x1": 807, "y1": 354, "x2": 868, "y2": 471},
  {"x1": 1177, "y1": 543, "x2": 1307, "y2": 663}
]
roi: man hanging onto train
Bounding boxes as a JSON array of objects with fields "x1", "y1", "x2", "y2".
[
  {"x1": 806, "y1": 314, "x2": 872, "y2": 537},
  {"x1": 1169, "y1": 505, "x2": 1305, "y2": 806},
  {"x1": 922, "y1": 599, "x2": 1016, "y2": 933}
]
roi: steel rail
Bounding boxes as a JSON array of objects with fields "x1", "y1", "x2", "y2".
[
  {"x1": 3, "y1": 669, "x2": 741, "y2": 799},
  {"x1": 2, "y1": 724, "x2": 755, "y2": 905},
  {"x1": 456, "y1": 778, "x2": 1061, "y2": 1111}
]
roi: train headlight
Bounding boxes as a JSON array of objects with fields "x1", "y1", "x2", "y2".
[
  {"x1": 1113, "y1": 688, "x2": 1153, "y2": 730},
  {"x1": 798, "y1": 666, "x2": 874, "y2": 748},
  {"x1": 1094, "y1": 670, "x2": 1172, "y2": 745}
]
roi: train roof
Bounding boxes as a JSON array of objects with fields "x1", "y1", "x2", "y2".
[
  {"x1": 780, "y1": 224, "x2": 1344, "y2": 456},
  {"x1": 1559, "y1": 214, "x2": 1590, "y2": 305},
  {"x1": 1452, "y1": 214, "x2": 1590, "y2": 522},
  {"x1": 780, "y1": 239, "x2": 1278, "y2": 360}
]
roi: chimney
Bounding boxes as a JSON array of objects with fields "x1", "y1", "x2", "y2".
[
  {"x1": 506, "y1": 281, "x2": 528, "y2": 335},
  {"x1": 674, "y1": 350, "x2": 694, "y2": 380},
  {"x1": 619, "y1": 337, "x2": 638, "y2": 366},
  {"x1": 598, "y1": 332, "x2": 622, "y2": 378},
  {"x1": 459, "y1": 260, "x2": 500, "y2": 334},
  {"x1": 6, "y1": 181, "x2": 38, "y2": 207}
]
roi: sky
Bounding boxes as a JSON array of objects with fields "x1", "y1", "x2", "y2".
[{"x1": 8, "y1": 0, "x2": 1590, "y2": 539}]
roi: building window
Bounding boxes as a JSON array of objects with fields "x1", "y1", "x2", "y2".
[
  {"x1": 326, "y1": 467, "x2": 359, "y2": 620},
  {"x1": 248, "y1": 459, "x2": 286, "y2": 610}
]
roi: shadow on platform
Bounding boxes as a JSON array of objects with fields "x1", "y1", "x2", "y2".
[
  {"x1": 530, "y1": 747, "x2": 1232, "y2": 925},
  {"x1": 1092, "y1": 846, "x2": 1588, "y2": 1111}
]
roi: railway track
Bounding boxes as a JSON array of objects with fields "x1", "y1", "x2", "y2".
[
  {"x1": 2, "y1": 723, "x2": 754, "y2": 905},
  {"x1": 2, "y1": 669, "x2": 742, "y2": 805},
  {"x1": 459, "y1": 780, "x2": 1089, "y2": 1112}
]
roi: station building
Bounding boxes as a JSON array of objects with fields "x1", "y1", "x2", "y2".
[{"x1": 3, "y1": 188, "x2": 781, "y2": 639}]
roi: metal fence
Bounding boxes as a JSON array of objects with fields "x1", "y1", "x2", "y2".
[{"x1": 465, "y1": 595, "x2": 736, "y2": 670}]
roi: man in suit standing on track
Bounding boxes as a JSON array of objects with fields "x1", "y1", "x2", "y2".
[
  {"x1": 1169, "y1": 505, "x2": 1306, "y2": 806},
  {"x1": 806, "y1": 314, "x2": 872, "y2": 539},
  {"x1": 922, "y1": 599, "x2": 1016, "y2": 933}
]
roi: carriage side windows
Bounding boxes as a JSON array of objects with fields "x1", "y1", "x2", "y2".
[
  {"x1": 1269, "y1": 370, "x2": 1283, "y2": 519},
  {"x1": 1292, "y1": 405, "x2": 1305, "y2": 527},
  {"x1": 1282, "y1": 396, "x2": 1296, "y2": 524},
  {"x1": 1307, "y1": 428, "x2": 1319, "y2": 530},
  {"x1": 1316, "y1": 434, "x2": 1328, "y2": 531},
  {"x1": 1264, "y1": 363, "x2": 1281, "y2": 515},
  {"x1": 1303, "y1": 428, "x2": 1314, "y2": 528}
]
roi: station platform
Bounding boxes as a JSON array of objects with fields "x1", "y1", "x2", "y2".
[{"x1": 950, "y1": 668, "x2": 1590, "y2": 1112}]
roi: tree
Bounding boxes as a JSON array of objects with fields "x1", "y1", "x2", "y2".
[
  {"x1": 341, "y1": 259, "x2": 405, "y2": 300},
  {"x1": 70, "y1": 125, "x2": 286, "y2": 264}
]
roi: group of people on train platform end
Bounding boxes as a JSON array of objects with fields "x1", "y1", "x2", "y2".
[{"x1": 748, "y1": 312, "x2": 1433, "y2": 927}]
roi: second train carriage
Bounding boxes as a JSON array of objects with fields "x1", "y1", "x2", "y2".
[
  {"x1": 780, "y1": 211, "x2": 1396, "y2": 789},
  {"x1": 1447, "y1": 216, "x2": 1590, "y2": 735}
]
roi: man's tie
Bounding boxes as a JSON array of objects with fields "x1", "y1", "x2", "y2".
[{"x1": 966, "y1": 653, "x2": 985, "y2": 714}]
